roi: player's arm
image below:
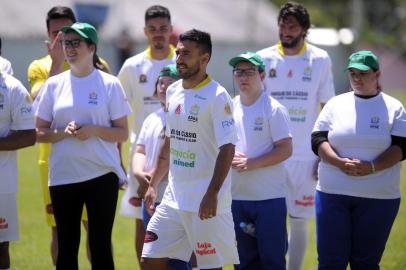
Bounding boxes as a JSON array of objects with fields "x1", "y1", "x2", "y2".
[
  {"x1": 0, "y1": 129, "x2": 36, "y2": 151},
  {"x1": 132, "y1": 144, "x2": 151, "y2": 198},
  {"x1": 199, "y1": 143, "x2": 235, "y2": 220},
  {"x1": 74, "y1": 116, "x2": 129, "y2": 142},
  {"x1": 35, "y1": 117, "x2": 70, "y2": 143}
]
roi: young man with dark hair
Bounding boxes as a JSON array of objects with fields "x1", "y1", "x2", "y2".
[
  {"x1": 117, "y1": 5, "x2": 177, "y2": 267},
  {"x1": 257, "y1": 2, "x2": 335, "y2": 270},
  {"x1": 141, "y1": 29, "x2": 239, "y2": 270}
]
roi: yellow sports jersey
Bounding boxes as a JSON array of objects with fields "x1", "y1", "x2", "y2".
[{"x1": 27, "y1": 54, "x2": 111, "y2": 226}]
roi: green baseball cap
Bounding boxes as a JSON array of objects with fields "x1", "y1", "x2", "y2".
[
  {"x1": 229, "y1": 51, "x2": 265, "y2": 72},
  {"x1": 60, "y1": 22, "x2": 98, "y2": 45},
  {"x1": 347, "y1": 50, "x2": 379, "y2": 71},
  {"x1": 159, "y1": 64, "x2": 180, "y2": 80}
]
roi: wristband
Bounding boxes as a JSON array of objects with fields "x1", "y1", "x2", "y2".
[{"x1": 370, "y1": 161, "x2": 376, "y2": 174}]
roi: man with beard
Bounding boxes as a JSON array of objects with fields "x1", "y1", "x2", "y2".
[
  {"x1": 117, "y1": 5, "x2": 176, "y2": 267},
  {"x1": 141, "y1": 29, "x2": 240, "y2": 270},
  {"x1": 257, "y1": 3, "x2": 335, "y2": 270}
]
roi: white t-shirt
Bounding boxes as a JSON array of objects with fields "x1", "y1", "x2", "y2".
[
  {"x1": 36, "y1": 69, "x2": 132, "y2": 186},
  {"x1": 0, "y1": 73, "x2": 35, "y2": 194},
  {"x1": 118, "y1": 47, "x2": 176, "y2": 144},
  {"x1": 232, "y1": 92, "x2": 291, "y2": 200},
  {"x1": 136, "y1": 108, "x2": 168, "y2": 202},
  {"x1": 161, "y1": 76, "x2": 237, "y2": 213},
  {"x1": 257, "y1": 43, "x2": 335, "y2": 161},
  {"x1": 313, "y1": 92, "x2": 406, "y2": 199},
  {"x1": 0, "y1": 56, "x2": 13, "y2": 75}
]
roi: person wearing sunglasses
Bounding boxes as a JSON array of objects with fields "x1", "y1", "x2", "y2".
[
  {"x1": 312, "y1": 50, "x2": 406, "y2": 269},
  {"x1": 35, "y1": 22, "x2": 131, "y2": 270},
  {"x1": 229, "y1": 51, "x2": 292, "y2": 270}
]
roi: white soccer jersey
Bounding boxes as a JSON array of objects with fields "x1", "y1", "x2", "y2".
[
  {"x1": 161, "y1": 76, "x2": 237, "y2": 213},
  {"x1": 36, "y1": 69, "x2": 132, "y2": 186},
  {"x1": 118, "y1": 46, "x2": 176, "y2": 143},
  {"x1": 0, "y1": 56, "x2": 13, "y2": 75},
  {"x1": 0, "y1": 73, "x2": 35, "y2": 194},
  {"x1": 313, "y1": 92, "x2": 406, "y2": 199},
  {"x1": 257, "y1": 42, "x2": 335, "y2": 161},
  {"x1": 136, "y1": 108, "x2": 168, "y2": 202},
  {"x1": 232, "y1": 92, "x2": 291, "y2": 200}
]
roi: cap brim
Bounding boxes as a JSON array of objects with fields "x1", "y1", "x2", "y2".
[
  {"x1": 346, "y1": 63, "x2": 371, "y2": 71},
  {"x1": 60, "y1": 26, "x2": 89, "y2": 41},
  {"x1": 229, "y1": 56, "x2": 250, "y2": 67}
]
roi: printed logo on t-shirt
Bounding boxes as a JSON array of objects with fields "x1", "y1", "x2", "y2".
[
  {"x1": 175, "y1": 104, "x2": 182, "y2": 114},
  {"x1": 288, "y1": 106, "x2": 307, "y2": 122},
  {"x1": 194, "y1": 94, "x2": 207, "y2": 100},
  {"x1": 188, "y1": 104, "x2": 199, "y2": 122},
  {"x1": 222, "y1": 118, "x2": 234, "y2": 128},
  {"x1": 269, "y1": 68, "x2": 277, "y2": 78},
  {"x1": 144, "y1": 231, "x2": 158, "y2": 243},
  {"x1": 295, "y1": 195, "x2": 315, "y2": 207},
  {"x1": 370, "y1": 116, "x2": 380, "y2": 129},
  {"x1": 171, "y1": 147, "x2": 196, "y2": 168},
  {"x1": 139, "y1": 74, "x2": 147, "y2": 83},
  {"x1": 170, "y1": 129, "x2": 197, "y2": 142},
  {"x1": 302, "y1": 67, "x2": 312, "y2": 81},
  {"x1": 20, "y1": 106, "x2": 32, "y2": 114},
  {"x1": 195, "y1": 242, "x2": 216, "y2": 256},
  {"x1": 88, "y1": 92, "x2": 98, "y2": 105},
  {"x1": 0, "y1": 217, "x2": 8, "y2": 229},
  {"x1": 254, "y1": 117, "x2": 264, "y2": 131}
]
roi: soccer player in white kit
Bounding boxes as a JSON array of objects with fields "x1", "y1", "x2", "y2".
[
  {"x1": 257, "y1": 3, "x2": 335, "y2": 269},
  {"x1": 141, "y1": 29, "x2": 239, "y2": 270},
  {"x1": 0, "y1": 72, "x2": 36, "y2": 270},
  {"x1": 117, "y1": 6, "x2": 176, "y2": 262},
  {"x1": 229, "y1": 51, "x2": 292, "y2": 270}
]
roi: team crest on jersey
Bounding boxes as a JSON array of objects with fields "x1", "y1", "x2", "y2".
[
  {"x1": 269, "y1": 68, "x2": 277, "y2": 78},
  {"x1": 287, "y1": 69, "x2": 293, "y2": 78},
  {"x1": 224, "y1": 103, "x2": 232, "y2": 115},
  {"x1": 370, "y1": 116, "x2": 380, "y2": 129},
  {"x1": 175, "y1": 104, "x2": 182, "y2": 114},
  {"x1": 302, "y1": 67, "x2": 312, "y2": 81},
  {"x1": 139, "y1": 74, "x2": 147, "y2": 83},
  {"x1": 88, "y1": 91, "x2": 98, "y2": 105},
  {"x1": 188, "y1": 104, "x2": 200, "y2": 122},
  {"x1": 254, "y1": 117, "x2": 264, "y2": 131}
]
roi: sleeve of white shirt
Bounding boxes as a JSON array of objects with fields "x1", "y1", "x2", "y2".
[
  {"x1": 313, "y1": 99, "x2": 334, "y2": 132},
  {"x1": 212, "y1": 89, "x2": 237, "y2": 148},
  {"x1": 269, "y1": 98, "x2": 292, "y2": 142},
  {"x1": 35, "y1": 81, "x2": 54, "y2": 122},
  {"x1": 108, "y1": 79, "x2": 132, "y2": 120},
  {"x1": 391, "y1": 102, "x2": 406, "y2": 137},
  {"x1": 317, "y1": 55, "x2": 335, "y2": 103},
  {"x1": 10, "y1": 81, "x2": 35, "y2": 130}
]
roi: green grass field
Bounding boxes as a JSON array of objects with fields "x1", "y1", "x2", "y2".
[{"x1": 9, "y1": 92, "x2": 406, "y2": 269}]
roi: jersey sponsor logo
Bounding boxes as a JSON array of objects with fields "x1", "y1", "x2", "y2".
[
  {"x1": 171, "y1": 147, "x2": 196, "y2": 168},
  {"x1": 271, "y1": 90, "x2": 308, "y2": 101},
  {"x1": 295, "y1": 195, "x2": 315, "y2": 207},
  {"x1": 88, "y1": 91, "x2": 98, "y2": 105},
  {"x1": 194, "y1": 94, "x2": 207, "y2": 100},
  {"x1": 0, "y1": 217, "x2": 8, "y2": 230},
  {"x1": 46, "y1": 203, "x2": 54, "y2": 214},
  {"x1": 287, "y1": 69, "x2": 293, "y2": 78},
  {"x1": 224, "y1": 103, "x2": 232, "y2": 115},
  {"x1": 139, "y1": 74, "x2": 147, "y2": 83},
  {"x1": 20, "y1": 106, "x2": 32, "y2": 114},
  {"x1": 129, "y1": 197, "x2": 142, "y2": 207},
  {"x1": 144, "y1": 231, "x2": 158, "y2": 243},
  {"x1": 370, "y1": 116, "x2": 380, "y2": 129},
  {"x1": 254, "y1": 117, "x2": 264, "y2": 131},
  {"x1": 221, "y1": 118, "x2": 234, "y2": 128},
  {"x1": 288, "y1": 106, "x2": 307, "y2": 122},
  {"x1": 143, "y1": 96, "x2": 160, "y2": 106},
  {"x1": 175, "y1": 104, "x2": 182, "y2": 114},
  {"x1": 170, "y1": 128, "x2": 197, "y2": 142},
  {"x1": 268, "y1": 68, "x2": 277, "y2": 78},
  {"x1": 195, "y1": 242, "x2": 216, "y2": 256},
  {"x1": 188, "y1": 104, "x2": 200, "y2": 122},
  {"x1": 302, "y1": 66, "x2": 312, "y2": 81}
]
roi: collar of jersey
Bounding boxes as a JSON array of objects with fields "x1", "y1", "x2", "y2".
[
  {"x1": 189, "y1": 75, "x2": 212, "y2": 90},
  {"x1": 146, "y1": 44, "x2": 175, "y2": 60},
  {"x1": 277, "y1": 41, "x2": 307, "y2": 56}
]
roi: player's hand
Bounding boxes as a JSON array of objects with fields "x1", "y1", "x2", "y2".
[
  {"x1": 64, "y1": 121, "x2": 79, "y2": 136},
  {"x1": 343, "y1": 159, "x2": 373, "y2": 177},
  {"x1": 47, "y1": 32, "x2": 65, "y2": 69},
  {"x1": 198, "y1": 190, "x2": 218, "y2": 220},
  {"x1": 232, "y1": 151, "x2": 249, "y2": 172},
  {"x1": 135, "y1": 172, "x2": 151, "y2": 198},
  {"x1": 74, "y1": 124, "x2": 95, "y2": 141},
  {"x1": 144, "y1": 186, "x2": 157, "y2": 216}
]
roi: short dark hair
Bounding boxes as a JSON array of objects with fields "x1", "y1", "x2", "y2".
[
  {"x1": 179, "y1": 29, "x2": 212, "y2": 60},
  {"x1": 145, "y1": 5, "x2": 171, "y2": 23},
  {"x1": 278, "y1": 2, "x2": 311, "y2": 35},
  {"x1": 46, "y1": 6, "x2": 76, "y2": 32}
]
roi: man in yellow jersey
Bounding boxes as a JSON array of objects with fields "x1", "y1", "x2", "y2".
[
  {"x1": 117, "y1": 5, "x2": 176, "y2": 267},
  {"x1": 27, "y1": 6, "x2": 110, "y2": 268},
  {"x1": 257, "y1": 2, "x2": 335, "y2": 270}
]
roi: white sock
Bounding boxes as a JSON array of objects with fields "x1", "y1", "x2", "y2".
[{"x1": 287, "y1": 217, "x2": 309, "y2": 270}]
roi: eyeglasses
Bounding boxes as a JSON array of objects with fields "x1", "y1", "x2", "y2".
[
  {"x1": 61, "y1": 39, "x2": 83, "y2": 49},
  {"x1": 233, "y1": 68, "x2": 257, "y2": 77}
]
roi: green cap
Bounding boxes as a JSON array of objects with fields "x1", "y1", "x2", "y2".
[
  {"x1": 159, "y1": 64, "x2": 180, "y2": 80},
  {"x1": 229, "y1": 51, "x2": 265, "y2": 72},
  {"x1": 347, "y1": 50, "x2": 379, "y2": 71},
  {"x1": 60, "y1": 22, "x2": 98, "y2": 45}
]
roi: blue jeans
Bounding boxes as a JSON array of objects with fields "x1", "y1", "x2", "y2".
[
  {"x1": 316, "y1": 191, "x2": 400, "y2": 270},
  {"x1": 232, "y1": 198, "x2": 287, "y2": 270}
]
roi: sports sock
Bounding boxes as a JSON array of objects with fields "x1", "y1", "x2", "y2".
[{"x1": 287, "y1": 217, "x2": 308, "y2": 270}]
